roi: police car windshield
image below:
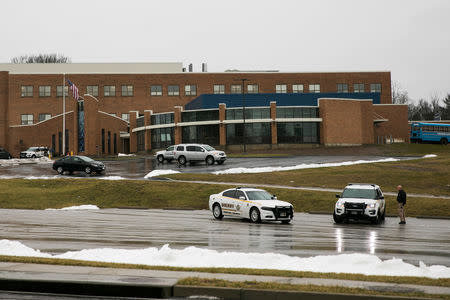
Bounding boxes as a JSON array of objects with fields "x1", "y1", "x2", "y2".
[
  {"x1": 246, "y1": 191, "x2": 273, "y2": 200},
  {"x1": 27, "y1": 147, "x2": 39, "y2": 151},
  {"x1": 342, "y1": 188, "x2": 376, "y2": 199},
  {"x1": 203, "y1": 145, "x2": 215, "y2": 151}
]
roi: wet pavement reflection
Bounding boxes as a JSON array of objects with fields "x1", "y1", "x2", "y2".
[
  {"x1": 1, "y1": 209, "x2": 448, "y2": 267},
  {"x1": 0, "y1": 155, "x2": 416, "y2": 179}
]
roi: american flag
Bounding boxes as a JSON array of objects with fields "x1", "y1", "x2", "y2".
[{"x1": 67, "y1": 80, "x2": 79, "y2": 100}]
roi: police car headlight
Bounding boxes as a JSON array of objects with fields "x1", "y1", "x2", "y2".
[
  {"x1": 261, "y1": 207, "x2": 273, "y2": 211},
  {"x1": 368, "y1": 203, "x2": 376, "y2": 208},
  {"x1": 336, "y1": 201, "x2": 345, "y2": 208}
]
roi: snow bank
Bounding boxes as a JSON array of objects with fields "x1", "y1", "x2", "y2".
[
  {"x1": 213, "y1": 158, "x2": 400, "y2": 175},
  {"x1": 0, "y1": 241, "x2": 448, "y2": 278},
  {"x1": 118, "y1": 153, "x2": 136, "y2": 157},
  {"x1": 144, "y1": 169, "x2": 180, "y2": 178},
  {"x1": 423, "y1": 154, "x2": 437, "y2": 158},
  {"x1": 0, "y1": 157, "x2": 52, "y2": 166},
  {"x1": 45, "y1": 205, "x2": 100, "y2": 211},
  {"x1": 98, "y1": 176, "x2": 126, "y2": 180}
]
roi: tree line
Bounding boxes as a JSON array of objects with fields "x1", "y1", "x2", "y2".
[{"x1": 392, "y1": 81, "x2": 449, "y2": 121}]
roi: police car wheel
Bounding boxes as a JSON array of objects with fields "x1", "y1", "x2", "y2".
[
  {"x1": 157, "y1": 155, "x2": 164, "y2": 163},
  {"x1": 250, "y1": 207, "x2": 261, "y2": 223},
  {"x1": 213, "y1": 203, "x2": 223, "y2": 220},
  {"x1": 333, "y1": 212, "x2": 343, "y2": 223},
  {"x1": 281, "y1": 220, "x2": 291, "y2": 224}
]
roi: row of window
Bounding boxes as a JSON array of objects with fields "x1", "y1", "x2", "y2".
[
  {"x1": 19, "y1": 83, "x2": 383, "y2": 98},
  {"x1": 20, "y1": 113, "x2": 131, "y2": 125}
]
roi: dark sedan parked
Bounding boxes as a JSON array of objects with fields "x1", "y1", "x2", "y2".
[
  {"x1": 53, "y1": 156, "x2": 106, "y2": 175},
  {"x1": 0, "y1": 148, "x2": 12, "y2": 159}
]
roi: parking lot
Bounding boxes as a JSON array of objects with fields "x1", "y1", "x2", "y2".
[{"x1": 0, "y1": 155, "x2": 415, "y2": 179}]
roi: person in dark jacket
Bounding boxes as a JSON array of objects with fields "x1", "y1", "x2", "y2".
[{"x1": 397, "y1": 185, "x2": 407, "y2": 224}]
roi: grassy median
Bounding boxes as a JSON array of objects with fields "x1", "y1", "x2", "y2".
[
  {"x1": 177, "y1": 278, "x2": 450, "y2": 299},
  {"x1": 0, "y1": 255, "x2": 448, "y2": 288},
  {"x1": 166, "y1": 150, "x2": 450, "y2": 197},
  {"x1": 0, "y1": 179, "x2": 448, "y2": 217}
]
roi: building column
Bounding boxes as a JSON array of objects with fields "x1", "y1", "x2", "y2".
[
  {"x1": 144, "y1": 110, "x2": 152, "y2": 152},
  {"x1": 173, "y1": 106, "x2": 183, "y2": 144},
  {"x1": 270, "y1": 101, "x2": 277, "y2": 145},
  {"x1": 129, "y1": 111, "x2": 139, "y2": 153},
  {"x1": 219, "y1": 103, "x2": 226, "y2": 146}
]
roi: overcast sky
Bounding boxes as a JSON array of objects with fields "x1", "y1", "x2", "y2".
[{"x1": 1, "y1": 0, "x2": 449, "y2": 101}]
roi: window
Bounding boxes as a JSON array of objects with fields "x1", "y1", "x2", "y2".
[
  {"x1": 152, "y1": 113, "x2": 174, "y2": 125},
  {"x1": 226, "y1": 108, "x2": 270, "y2": 120},
  {"x1": 276, "y1": 107, "x2": 319, "y2": 118},
  {"x1": 213, "y1": 84, "x2": 225, "y2": 94},
  {"x1": 104, "y1": 85, "x2": 116, "y2": 97},
  {"x1": 150, "y1": 85, "x2": 162, "y2": 96},
  {"x1": 235, "y1": 190, "x2": 246, "y2": 200},
  {"x1": 309, "y1": 84, "x2": 320, "y2": 93},
  {"x1": 226, "y1": 123, "x2": 271, "y2": 145},
  {"x1": 39, "y1": 86, "x2": 51, "y2": 97},
  {"x1": 182, "y1": 125, "x2": 220, "y2": 145},
  {"x1": 121, "y1": 113, "x2": 130, "y2": 122},
  {"x1": 223, "y1": 190, "x2": 236, "y2": 198},
  {"x1": 354, "y1": 83, "x2": 364, "y2": 93},
  {"x1": 151, "y1": 127, "x2": 174, "y2": 149},
  {"x1": 101, "y1": 129, "x2": 105, "y2": 153},
  {"x1": 168, "y1": 85, "x2": 180, "y2": 96},
  {"x1": 87, "y1": 85, "x2": 98, "y2": 96},
  {"x1": 56, "y1": 86, "x2": 69, "y2": 97},
  {"x1": 176, "y1": 145, "x2": 184, "y2": 151},
  {"x1": 276, "y1": 84, "x2": 287, "y2": 93},
  {"x1": 21, "y1": 114, "x2": 33, "y2": 125},
  {"x1": 38, "y1": 113, "x2": 51, "y2": 122},
  {"x1": 247, "y1": 84, "x2": 258, "y2": 94},
  {"x1": 21, "y1": 86, "x2": 33, "y2": 97},
  {"x1": 337, "y1": 83, "x2": 348, "y2": 93},
  {"x1": 230, "y1": 84, "x2": 242, "y2": 94},
  {"x1": 370, "y1": 83, "x2": 382, "y2": 93},
  {"x1": 277, "y1": 122, "x2": 320, "y2": 144},
  {"x1": 292, "y1": 84, "x2": 304, "y2": 93},
  {"x1": 185, "y1": 85, "x2": 197, "y2": 96},
  {"x1": 182, "y1": 110, "x2": 219, "y2": 122},
  {"x1": 121, "y1": 85, "x2": 133, "y2": 96}
]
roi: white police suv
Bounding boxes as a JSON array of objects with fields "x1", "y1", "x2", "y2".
[
  {"x1": 334, "y1": 183, "x2": 386, "y2": 224},
  {"x1": 209, "y1": 187, "x2": 294, "y2": 223}
]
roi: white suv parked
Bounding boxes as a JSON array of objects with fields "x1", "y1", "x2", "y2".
[
  {"x1": 20, "y1": 147, "x2": 48, "y2": 159},
  {"x1": 155, "y1": 145, "x2": 175, "y2": 163},
  {"x1": 173, "y1": 144, "x2": 226, "y2": 165},
  {"x1": 334, "y1": 183, "x2": 386, "y2": 224}
]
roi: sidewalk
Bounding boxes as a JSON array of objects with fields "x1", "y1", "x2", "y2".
[{"x1": 0, "y1": 262, "x2": 448, "y2": 299}]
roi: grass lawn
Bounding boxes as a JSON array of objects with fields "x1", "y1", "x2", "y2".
[
  {"x1": 0, "y1": 256, "x2": 448, "y2": 288},
  {"x1": 166, "y1": 149, "x2": 450, "y2": 197},
  {"x1": 0, "y1": 179, "x2": 448, "y2": 217},
  {"x1": 177, "y1": 278, "x2": 449, "y2": 299}
]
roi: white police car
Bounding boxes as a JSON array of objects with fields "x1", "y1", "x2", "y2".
[
  {"x1": 334, "y1": 183, "x2": 386, "y2": 224},
  {"x1": 209, "y1": 187, "x2": 294, "y2": 223}
]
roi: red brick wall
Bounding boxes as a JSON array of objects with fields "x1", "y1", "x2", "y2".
[
  {"x1": 319, "y1": 99, "x2": 374, "y2": 145},
  {"x1": 0, "y1": 72, "x2": 9, "y2": 148},
  {"x1": 374, "y1": 104, "x2": 409, "y2": 143}
]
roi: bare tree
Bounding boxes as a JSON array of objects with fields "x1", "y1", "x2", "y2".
[
  {"x1": 11, "y1": 53, "x2": 71, "y2": 63},
  {"x1": 391, "y1": 81, "x2": 409, "y2": 104},
  {"x1": 441, "y1": 94, "x2": 450, "y2": 120}
]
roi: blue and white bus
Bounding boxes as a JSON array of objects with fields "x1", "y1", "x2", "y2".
[{"x1": 410, "y1": 122, "x2": 450, "y2": 145}]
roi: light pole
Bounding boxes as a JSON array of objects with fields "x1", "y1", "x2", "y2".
[{"x1": 235, "y1": 78, "x2": 249, "y2": 152}]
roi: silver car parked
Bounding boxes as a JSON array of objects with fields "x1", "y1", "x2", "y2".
[{"x1": 173, "y1": 144, "x2": 226, "y2": 165}]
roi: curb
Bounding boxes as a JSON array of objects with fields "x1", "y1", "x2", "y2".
[
  {"x1": 0, "y1": 278, "x2": 172, "y2": 299},
  {"x1": 173, "y1": 285, "x2": 430, "y2": 300}
]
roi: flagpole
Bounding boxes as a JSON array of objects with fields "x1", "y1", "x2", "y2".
[{"x1": 62, "y1": 73, "x2": 66, "y2": 156}]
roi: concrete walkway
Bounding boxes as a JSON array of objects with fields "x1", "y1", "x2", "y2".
[
  {"x1": 169, "y1": 179, "x2": 450, "y2": 200},
  {"x1": 0, "y1": 262, "x2": 448, "y2": 297}
]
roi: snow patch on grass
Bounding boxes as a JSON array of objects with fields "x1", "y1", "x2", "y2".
[
  {"x1": 45, "y1": 205, "x2": 100, "y2": 211},
  {"x1": 118, "y1": 153, "x2": 136, "y2": 157},
  {"x1": 0, "y1": 241, "x2": 448, "y2": 279},
  {"x1": 423, "y1": 154, "x2": 437, "y2": 158},
  {"x1": 213, "y1": 158, "x2": 400, "y2": 175},
  {"x1": 144, "y1": 170, "x2": 180, "y2": 178}
]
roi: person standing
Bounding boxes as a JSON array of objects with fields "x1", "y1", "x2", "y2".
[{"x1": 397, "y1": 185, "x2": 407, "y2": 224}]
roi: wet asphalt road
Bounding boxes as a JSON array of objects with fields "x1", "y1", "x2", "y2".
[
  {"x1": 0, "y1": 155, "x2": 414, "y2": 179},
  {"x1": 1, "y1": 209, "x2": 449, "y2": 267}
]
